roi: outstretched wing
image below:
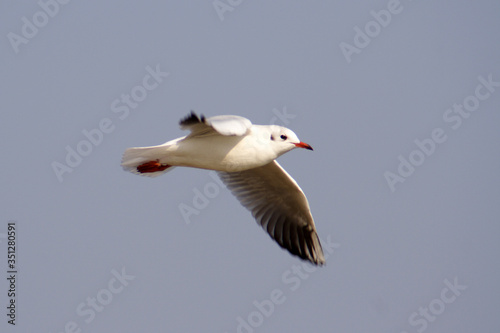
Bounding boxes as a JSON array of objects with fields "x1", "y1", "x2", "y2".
[
  {"x1": 218, "y1": 160, "x2": 325, "y2": 265},
  {"x1": 180, "y1": 111, "x2": 252, "y2": 137}
]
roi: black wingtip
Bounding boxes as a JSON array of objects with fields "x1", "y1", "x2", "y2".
[
  {"x1": 179, "y1": 111, "x2": 205, "y2": 127},
  {"x1": 297, "y1": 227, "x2": 325, "y2": 266}
]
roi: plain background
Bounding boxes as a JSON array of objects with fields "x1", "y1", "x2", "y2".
[{"x1": 1, "y1": 1, "x2": 499, "y2": 332}]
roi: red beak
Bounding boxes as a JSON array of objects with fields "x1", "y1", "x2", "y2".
[{"x1": 294, "y1": 141, "x2": 313, "y2": 151}]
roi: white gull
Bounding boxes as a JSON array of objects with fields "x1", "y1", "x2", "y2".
[{"x1": 122, "y1": 112, "x2": 325, "y2": 265}]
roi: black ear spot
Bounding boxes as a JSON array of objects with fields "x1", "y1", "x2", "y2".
[{"x1": 270, "y1": 135, "x2": 275, "y2": 141}]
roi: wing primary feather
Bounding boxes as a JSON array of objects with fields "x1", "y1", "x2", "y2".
[
  {"x1": 297, "y1": 227, "x2": 308, "y2": 259},
  {"x1": 179, "y1": 111, "x2": 202, "y2": 127},
  {"x1": 288, "y1": 224, "x2": 300, "y2": 257}
]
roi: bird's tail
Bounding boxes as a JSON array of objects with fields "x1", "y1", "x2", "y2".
[{"x1": 121, "y1": 145, "x2": 175, "y2": 177}]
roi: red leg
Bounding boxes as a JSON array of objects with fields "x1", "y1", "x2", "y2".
[{"x1": 136, "y1": 160, "x2": 171, "y2": 173}]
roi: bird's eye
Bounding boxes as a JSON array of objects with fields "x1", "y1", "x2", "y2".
[{"x1": 280, "y1": 135, "x2": 287, "y2": 140}]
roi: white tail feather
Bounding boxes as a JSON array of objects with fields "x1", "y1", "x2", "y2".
[{"x1": 121, "y1": 146, "x2": 175, "y2": 177}]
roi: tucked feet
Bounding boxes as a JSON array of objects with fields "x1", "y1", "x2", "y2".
[{"x1": 137, "y1": 160, "x2": 171, "y2": 173}]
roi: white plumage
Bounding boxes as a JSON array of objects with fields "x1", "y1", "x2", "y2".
[{"x1": 122, "y1": 112, "x2": 325, "y2": 265}]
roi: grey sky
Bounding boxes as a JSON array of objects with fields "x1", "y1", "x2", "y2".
[{"x1": 1, "y1": 1, "x2": 499, "y2": 332}]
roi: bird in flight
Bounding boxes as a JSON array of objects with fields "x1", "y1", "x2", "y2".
[{"x1": 122, "y1": 112, "x2": 325, "y2": 265}]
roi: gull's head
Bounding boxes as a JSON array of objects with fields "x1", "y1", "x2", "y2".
[{"x1": 267, "y1": 125, "x2": 313, "y2": 156}]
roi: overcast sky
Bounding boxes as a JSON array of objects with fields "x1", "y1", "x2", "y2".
[{"x1": 1, "y1": 1, "x2": 499, "y2": 332}]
